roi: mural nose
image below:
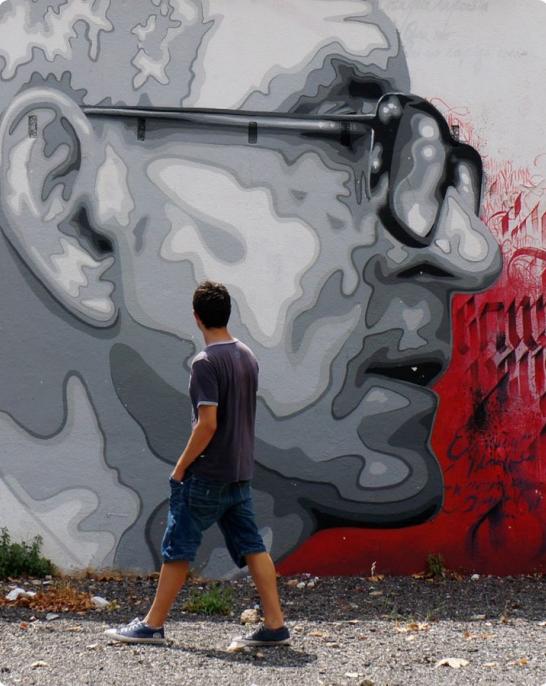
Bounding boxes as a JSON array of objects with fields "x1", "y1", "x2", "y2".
[
  {"x1": 369, "y1": 93, "x2": 502, "y2": 293},
  {"x1": 375, "y1": 199, "x2": 502, "y2": 295}
]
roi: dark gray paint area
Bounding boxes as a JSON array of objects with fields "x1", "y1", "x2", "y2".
[{"x1": 110, "y1": 342, "x2": 192, "y2": 463}]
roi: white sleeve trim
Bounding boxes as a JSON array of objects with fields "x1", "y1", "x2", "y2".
[{"x1": 197, "y1": 401, "x2": 219, "y2": 407}]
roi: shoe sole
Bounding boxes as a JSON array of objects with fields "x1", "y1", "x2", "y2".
[
  {"x1": 239, "y1": 638, "x2": 291, "y2": 646},
  {"x1": 104, "y1": 629, "x2": 166, "y2": 645}
]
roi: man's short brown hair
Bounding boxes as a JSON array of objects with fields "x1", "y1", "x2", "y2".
[{"x1": 193, "y1": 281, "x2": 231, "y2": 328}]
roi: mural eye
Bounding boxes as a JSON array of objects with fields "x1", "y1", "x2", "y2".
[{"x1": 396, "y1": 263, "x2": 454, "y2": 279}]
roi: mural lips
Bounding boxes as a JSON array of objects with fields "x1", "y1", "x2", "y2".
[
  {"x1": 366, "y1": 361, "x2": 443, "y2": 386},
  {"x1": 333, "y1": 341, "x2": 448, "y2": 418}
]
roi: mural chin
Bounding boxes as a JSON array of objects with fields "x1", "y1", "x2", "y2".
[{"x1": 260, "y1": 374, "x2": 442, "y2": 533}]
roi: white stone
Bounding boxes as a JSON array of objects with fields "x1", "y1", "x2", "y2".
[
  {"x1": 240, "y1": 608, "x2": 260, "y2": 624},
  {"x1": 91, "y1": 596, "x2": 109, "y2": 609},
  {"x1": 5, "y1": 587, "x2": 36, "y2": 601},
  {"x1": 226, "y1": 638, "x2": 247, "y2": 653}
]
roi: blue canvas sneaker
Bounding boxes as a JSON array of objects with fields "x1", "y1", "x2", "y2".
[
  {"x1": 104, "y1": 617, "x2": 166, "y2": 644},
  {"x1": 239, "y1": 623, "x2": 291, "y2": 646}
]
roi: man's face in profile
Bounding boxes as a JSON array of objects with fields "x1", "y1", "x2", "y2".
[
  {"x1": 92, "y1": 12, "x2": 500, "y2": 526},
  {"x1": 0, "y1": 0, "x2": 502, "y2": 566}
]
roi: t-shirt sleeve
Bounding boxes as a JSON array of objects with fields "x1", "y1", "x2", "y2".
[{"x1": 190, "y1": 358, "x2": 219, "y2": 407}]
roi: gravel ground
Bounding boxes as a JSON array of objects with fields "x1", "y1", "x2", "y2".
[{"x1": 0, "y1": 574, "x2": 544, "y2": 686}]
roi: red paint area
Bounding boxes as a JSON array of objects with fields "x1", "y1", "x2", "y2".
[{"x1": 279, "y1": 107, "x2": 546, "y2": 576}]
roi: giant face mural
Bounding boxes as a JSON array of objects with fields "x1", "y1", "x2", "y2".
[{"x1": 3, "y1": 0, "x2": 539, "y2": 577}]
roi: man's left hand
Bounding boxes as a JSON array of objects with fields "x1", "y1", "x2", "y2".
[{"x1": 170, "y1": 469, "x2": 185, "y2": 483}]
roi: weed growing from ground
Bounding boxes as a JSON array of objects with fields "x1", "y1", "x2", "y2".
[
  {"x1": 0, "y1": 528, "x2": 55, "y2": 579},
  {"x1": 183, "y1": 584, "x2": 234, "y2": 616},
  {"x1": 426, "y1": 553, "x2": 446, "y2": 579}
]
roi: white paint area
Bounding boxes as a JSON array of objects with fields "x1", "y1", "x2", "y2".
[
  {"x1": 0, "y1": 376, "x2": 139, "y2": 570},
  {"x1": 80, "y1": 297, "x2": 114, "y2": 315},
  {"x1": 131, "y1": 13, "x2": 156, "y2": 43},
  {"x1": 455, "y1": 162, "x2": 477, "y2": 209},
  {"x1": 45, "y1": 237, "x2": 102, "y2": 297},
  {"x1": 366, "y1": 298, "x2": 430, "y2": 352},
  {"x1": 6, "y1": 138, "x2": 39, "y2": 218},
  {"x1": 369, "y1": 461, "x2": 387, "y2": 475},
  {"x1": 422, "y1": 145, "x2": 436, "y2": 160},
  {"x1": 400, "y1": 302, "x2": 430, "y2": 350},
  {"x1": 383, "y1": 0, "x2": 546, "y2": 168},
  {"x1": 131, "y1": 17, "x2": 169, "y2": 88},
  {"x1": 362, "y1": 386, "x2": 410, "y2": 417},
  {"x1": 32, "y1": 236, "x2": 115, "y2": 321},
  {"x1": 0, "y1": 0, "x2": 112, "y2": 78},
  {"x1": 43, "y1": 190, "x2": 65, "y2": 223},
  {"x1": 150, "y1": 158, "x2": 317, "y2": 344},
  {"x1": 406, "y1": 202, "x2": 432, "y2": 237},
  {"x1": 441, "y1": 189, "x2": 488, "y2": 262},
  {"x1": 132, "y1": 48, "x2": 168, "y2": 88},
  {"x1": 419, "y1": 122, "x2": 436, "y2": 139},
  {"x1": 359, "y1": 454, "x2": 410, "y2": 488},
  {"x1": 7, "y1": 134, "x2": 71, "y2": 220},
  {"x1": 190, "y1": 0, "x2": 389, "y2": 107},
  {"x1": 95, "y1": 145, "x2": 134, "y2": 227},
  {"x1": 0, "y1": 477, "x2": 111, "y2": 571},
  {"x1": 167, "y1": 0, "x2": 199, "y2": 23},
  {"x1": 380, "y1": 99, "x2": 403, "y2": 119},
  {"x1": 259, "y1": 306, "x2": 362, "y2": 413},
  {"x1": 458, "y1": 168, "x2": 471, "y2": 187},
  {"x1": 435, "y1": 239, "x2": 451, "y2": 254},
  {"x1": 394, "y1": 113, "x2": 444, "y2": 238},
  {"x1": 130, "y1": 2, "x2": 200, "y2": 88},
  {"x1": 387, "y1": 243, "x2": 409, "y2": 264},
  {"x1": 371, "y1": 142, "x2": 383, "y2": 172}
]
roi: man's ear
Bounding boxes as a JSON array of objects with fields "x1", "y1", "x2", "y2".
[
  {"x1": 0, "y1": 87, "x2": 117, "y2": 326},
  {"x1": 194, "y1": 312, "x2": 207, "y2": 334}
]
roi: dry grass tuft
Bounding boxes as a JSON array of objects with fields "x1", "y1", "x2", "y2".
[{"x1": 0, "y1": 581, "x2": 94, "y2": 613}]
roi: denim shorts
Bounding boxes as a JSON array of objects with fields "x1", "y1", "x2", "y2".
[{"x1": 161, "y1": 474, "x2": 266, "y2": 568}]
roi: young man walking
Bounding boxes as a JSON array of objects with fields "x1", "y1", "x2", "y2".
[{"x1": 106, "y1": 281, "x2": 289, "y2": 647}]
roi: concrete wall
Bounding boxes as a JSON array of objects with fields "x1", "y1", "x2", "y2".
[{"x1": 0, "y1": 0, "x2": 544, "y2": 576}]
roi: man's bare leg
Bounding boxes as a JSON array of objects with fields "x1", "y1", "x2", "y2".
[
  {"x1": 144, "y1": 560, "x2": 189, "y2": 628},
  {"x1": 246, "y1": 552, "x2": 284, "y2": 629}
]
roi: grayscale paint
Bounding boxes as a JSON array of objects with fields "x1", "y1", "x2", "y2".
[{"x1": 1, "y1": 0, "x2": 529, "y2": 577}]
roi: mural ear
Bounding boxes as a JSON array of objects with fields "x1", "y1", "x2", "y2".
[{"x1": 0, "y1": 88, "x2": 117, "y2": 327}]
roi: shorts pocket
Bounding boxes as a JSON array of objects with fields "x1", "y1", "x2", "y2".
[{"x1": 188, "y1": 477, "x2": 222, "y2": 524}]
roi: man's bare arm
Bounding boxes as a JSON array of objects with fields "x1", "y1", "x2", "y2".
[{"x1": 170, "y1": 404, "x2": 217, "y2": 481}]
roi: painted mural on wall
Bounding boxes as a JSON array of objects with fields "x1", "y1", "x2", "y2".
[{"x1": 0, "y1": 0, "x2": 543, "y2": 577}]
